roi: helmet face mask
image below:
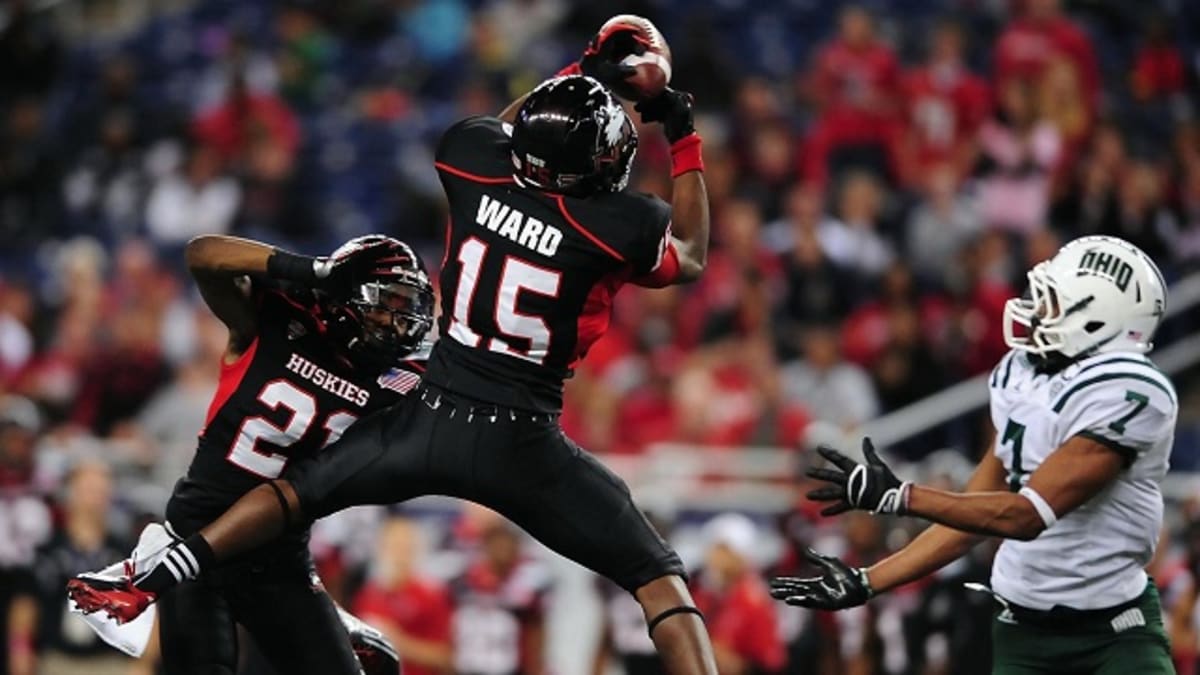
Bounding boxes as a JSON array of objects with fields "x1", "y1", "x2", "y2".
[
  {"x1": 323, "y1": 235, "x2": 434, "y2": 371},
  {"x1": 511, "y1": 75, "x2": 638, "y2": 197},
  {"x1": 1003, "y1": 236, "x2": 1166, "y2": 364},
  {"x1": 352, "y1": 278, "x2": 435, "y2": 356}
]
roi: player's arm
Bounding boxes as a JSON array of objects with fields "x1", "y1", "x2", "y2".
[
  {"x1": 806, "y1": 434, "x2": 1125, "y2": 541},
  {"x1": 771, "y1": 445, "x2": 1006, "y2": 608},
  {"x1": 865, "y1": 448, "x2": 1005, "y2": 592},
  {"x1": 668, "y1": 159, "x2": 709, "y2": 282},
  {"x1": 187, "y1": 234, "x2": 405, "y2": 357},
  {"x1": 902, "y1": 435, "x2": 1125, "y2": 540},
  {"x1": 184, "y1": 235, "x2": 273, "y2": 355},
  {"x1": 636, "y1": 89, "x2": 709, "y2": 284}
]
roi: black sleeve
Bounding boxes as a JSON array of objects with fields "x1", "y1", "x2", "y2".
[
  {"x1": 627, "y1": 193, "x2": 673, "y2": 277},
  {"x1": 435, "y1": 116, "x2": 511, "y2": 170}
]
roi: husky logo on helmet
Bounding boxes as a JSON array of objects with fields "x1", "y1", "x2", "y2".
[
  {"x1": 1078, "y1": 248, "x2": 1134, "y2": 293},
  {"x1": 510, "y1": 75, "x2": 638, "y2": 197}
]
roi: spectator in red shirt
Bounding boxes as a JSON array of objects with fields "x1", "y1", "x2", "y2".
[
  {"x1": 192, "y1": 72, "x2": 301, "y2": 167},
  {"x1": 1132, "y1": 16, "x2": 1187, "y2": 103},
  {"x1": 449, "y1": 516, "x2": 551, "y2": 675},
  {"x1": 354, "y1": 516, "x2": 454, "y2": 675},
  {"x1": 690, "y1": 513, "x2": 786, "y2": 674},
  {"x1": 899, "y1": 20, "x2": 990, "y2": 186},
  {"x1": 802, "y1": 5, "x2": 902, "y2": 186},
  {"x1": 1129, "y1": 15, "x2": 1189, "y2": 152},
  {"x1": 993, "y1": 0, "x2": 1099, "y2": 112}
]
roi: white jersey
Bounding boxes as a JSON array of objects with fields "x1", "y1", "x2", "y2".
[{"x1": 987, "y1": 349, "x2": 1176, "y2": 610}]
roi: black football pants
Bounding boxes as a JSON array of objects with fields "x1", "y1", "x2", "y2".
[
  {"x1": 289, "y1": 384, "x2": 684, "y2": 592},
  {"x1": 157, "y1": 548, "x2": 360, "y2": 675}
]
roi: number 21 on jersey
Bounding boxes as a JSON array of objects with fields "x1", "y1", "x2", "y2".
[
  {"x1": 448, "y1": 236, "x2": 562, "y2": 365},
  {"x1": 227, "y1": 380, "x2": 357, "y2": 478}
]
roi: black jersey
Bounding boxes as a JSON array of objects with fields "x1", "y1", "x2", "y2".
[
  {"x1": 167, "y1": 287, "x2": 425, "y2": 529},
  {"x1": 428, "y1": 116, "x2": 677, "y2": 412}
]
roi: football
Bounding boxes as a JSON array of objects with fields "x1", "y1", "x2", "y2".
[{"x1": 601, "y1": 14, "x2": 672, "y2": 101}]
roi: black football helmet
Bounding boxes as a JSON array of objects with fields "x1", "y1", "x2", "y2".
[
  {"x1": 511, "y1": 75, "x2": 638, "y2": 197},
  {"x1": 324, "y1": 235, "x2": 434, "y2": 371}
]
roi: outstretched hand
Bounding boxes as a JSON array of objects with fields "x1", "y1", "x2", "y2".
[
  {"x1": 806, "y1": 437, "x2": 911, "y2": 516},
  {"x1": 770, "y1": 548, "x2": 873, "y2": 610}
]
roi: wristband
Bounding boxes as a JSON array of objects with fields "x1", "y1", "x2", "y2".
[
  {"x1": 267, "y1": 249, "x2": 320, "y2": 284},
  {"x1": 1019, "y1": 486, "x2": 1058, "y2": 529},
  {"x1": 556, "y1": 62, "x2": 582, "y2": 78},
  {"x1": 669, "y1": 134, "x2": 704, "y2": 177},
  {"x1": 855, "y1": 568, "x2": 876, "y2": 599}
]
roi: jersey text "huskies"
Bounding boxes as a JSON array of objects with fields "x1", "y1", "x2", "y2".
[{"x1": 286, "y1": 353, "x2": 371, "y2": 407}]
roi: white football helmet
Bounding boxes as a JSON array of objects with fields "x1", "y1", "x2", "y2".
[{"x1": 1003, "y1": 235, "x2": 1166, "y2": 358}]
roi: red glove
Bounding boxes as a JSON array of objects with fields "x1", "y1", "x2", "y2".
[{"x1": 556, "y1": 24, "x2": 644, "y2": 88}]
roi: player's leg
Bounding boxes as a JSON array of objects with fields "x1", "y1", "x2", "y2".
[
  {"x1": 991, "y1": 617, "x2": 1071, "y2": 675},
  {"x1": 157, "y1": 579, "x2": 238, "y2": 675},
  {"x1": 1092, "y1": 585, "x2": 1174, "y2": 675},
  {"x1": 227, "y1": 566, "x2": 361, "y2": 675},
  {"x1": 471, "y1": 421, "x2": 716, "y2": 675},
  {"x1": 1091, "y1": 633, "x2": 1174, "y2": 675},
  {"x1": 134, "y1": 401, "x2": 425, "y2": 597}
]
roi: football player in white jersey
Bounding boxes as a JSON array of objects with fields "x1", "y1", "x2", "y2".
[{"x1": 771, "y1": 235, "x2": 1177, "y2": 674}]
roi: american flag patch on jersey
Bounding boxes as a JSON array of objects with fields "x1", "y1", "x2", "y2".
[{"x1": 377, "y1": 368, "x2": 421, "y2": 394}]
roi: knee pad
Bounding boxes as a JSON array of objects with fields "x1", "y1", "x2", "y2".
[{"x1": 647, "y1": 605, "x2": 705, "y2": 637}]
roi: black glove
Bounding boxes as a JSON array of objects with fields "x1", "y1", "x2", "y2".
[
  {"x1": 635, "y1": 87, "x2": 695, "y2": 143},
  {"x1": 568, "y1": 25, "x2": 641, "y2": 90},
  {"x1": 268, "y1": 238, "x2": 405, "y2": 296},
  {"x1": 770, "y1": 548, "x2": 874, "y2": 610},
  {"x1": 807, "y1": 437, "x2": 911, "y2": 516}
]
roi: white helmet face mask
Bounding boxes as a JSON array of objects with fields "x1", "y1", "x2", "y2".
[{"x1": 1003, "y1": 236, "x2": 1167, "y2": 359}]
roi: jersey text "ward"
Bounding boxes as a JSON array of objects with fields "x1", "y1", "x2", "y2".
[{"x1": 475, "y1": 195, "x2": 563, "y2": 256}]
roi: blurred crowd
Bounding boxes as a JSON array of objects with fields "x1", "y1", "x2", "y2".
[{"x1": 2, "y1": 0, "x2": 1200, "y2": 673}]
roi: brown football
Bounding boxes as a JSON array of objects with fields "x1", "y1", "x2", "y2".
[{"x1": 600, "y1": 14, "x2": 672, "y2": 101}]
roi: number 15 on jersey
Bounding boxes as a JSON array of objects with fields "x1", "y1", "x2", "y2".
[{"x1": 448, "y1": 237, "x2": 562, "y2": 366}]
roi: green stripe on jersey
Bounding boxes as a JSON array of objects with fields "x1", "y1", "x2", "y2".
[
  {"x1": 991, "y1": 354, "x2": 1011, "y2": 387},
  {"x1": 1053, "y1": 372, "x2": 1176, "y2": 412},
  {"x1": 1077, "y1": 430, "x2": 1138, "y2": 467},
  {"x1": 1002, "y1": 353, "x2": 1017, "y2": 388},
  {"x1": 1075, "y1": 356, "x2": 1166, "y2": 377}
]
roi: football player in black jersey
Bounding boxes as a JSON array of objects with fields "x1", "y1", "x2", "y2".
[
  {"x1": 72, "y1": 233, "x2": 434, "y2": 675},
  {"x1": 70, "y1": 24, "x2": 718, "y2": 675}
]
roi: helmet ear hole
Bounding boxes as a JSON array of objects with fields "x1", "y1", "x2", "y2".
[{"x1": 1084, "y1": 321, "x2": 1105, "y2": 334}]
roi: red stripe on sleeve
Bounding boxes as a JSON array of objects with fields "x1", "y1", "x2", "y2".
[
  {"x1": 435, "y1": 162, "x2": 515, "y2": 185},
  {"x1": 632, "y1": 239, "x2": 680, "y2": 288},
  {"x1": 555, "y1": 196, "x2": 626, "y2": 263}
]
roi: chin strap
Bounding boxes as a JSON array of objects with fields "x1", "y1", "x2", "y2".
[{"x1": 646, "y1": 605, "x2": 705, "y2": 636}]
